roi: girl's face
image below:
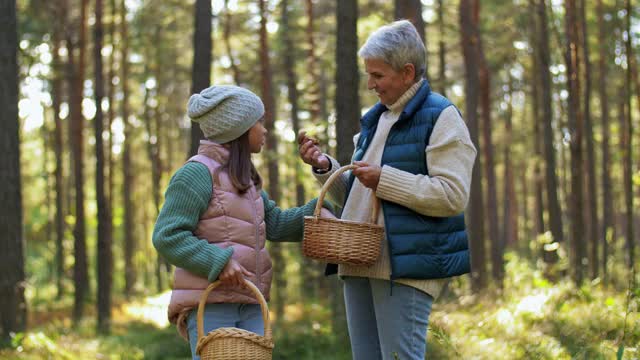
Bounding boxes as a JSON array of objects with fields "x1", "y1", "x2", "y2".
[{"x1": 248, "y1": 118, "x2": 267, "y2": 153}]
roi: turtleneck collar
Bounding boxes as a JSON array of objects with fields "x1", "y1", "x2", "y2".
[
  {"x1": 388, "y1": 79, "x2": 425, "y2": 114},
  {"x1": 197, "y1": 139, "x2": 230, "y2": 164}
]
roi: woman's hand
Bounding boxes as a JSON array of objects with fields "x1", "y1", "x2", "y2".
[
  {"x1": 352, "y1": 161, "x2": 382, "y2": 190},
  {"x1": 297, "y1": 131, "x2": 330, "y2": 170},
  {"x1": 218, "y1": 259, "x2": 251, "y2": 287}
]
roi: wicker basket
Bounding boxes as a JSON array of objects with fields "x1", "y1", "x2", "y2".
[
  {"x1": 303, "y1": 164, "x2": 384, "y2": 266},
  {"x1": 195, "y1": 279, "x2": 274, "y2": 360}
]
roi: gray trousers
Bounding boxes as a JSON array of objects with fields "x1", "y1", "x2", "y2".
[{"x1": 343, "y1": 276, "x2": 434, "y2": 360}]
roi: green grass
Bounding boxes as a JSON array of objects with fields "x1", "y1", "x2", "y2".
[{"x1": 2, "y1": 254, "x2": 638, "y2": 359}]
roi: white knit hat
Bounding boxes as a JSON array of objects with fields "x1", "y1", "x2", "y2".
[{"x1": 187, "y1": 85, "x2": 265, "y2": 143}]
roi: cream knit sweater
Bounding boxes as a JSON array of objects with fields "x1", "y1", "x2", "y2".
[{"x1": 314, "y1": 80, "x2": 477, "y2": 299}]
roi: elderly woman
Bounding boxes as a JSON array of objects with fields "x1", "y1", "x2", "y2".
[{"x1": 298, "y1": 20, "x2": 476, "y2": 359}]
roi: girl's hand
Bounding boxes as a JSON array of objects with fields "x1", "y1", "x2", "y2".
[
  {"x1": 297, "y1": 131, "x2": 330, "y2": 170},
  {"x1": 352, "y1": 161, "x2": 381, "y2": 190},
  {"x1": 219, "y1": 259, "x2": 251, "y2": 287}
]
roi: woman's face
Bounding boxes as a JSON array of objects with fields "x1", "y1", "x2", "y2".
[
  {"x1": 248, "y1": 118, "x2": 267, "y2": 153},
  {"x1": 364, "y1": 58, "x2": 416, "y2": 106}
]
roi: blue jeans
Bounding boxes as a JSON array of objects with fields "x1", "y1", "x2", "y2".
[
  {"x1": 343, "y1": 276, "x2": 434, "y2": 360},
  {"x1": 186, "y1": 303, "x2": 264, "y2": 360}
]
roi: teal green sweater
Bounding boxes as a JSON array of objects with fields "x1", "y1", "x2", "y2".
[{"x1": 152, "y1": 162, "x2": 329, "y2": 283}]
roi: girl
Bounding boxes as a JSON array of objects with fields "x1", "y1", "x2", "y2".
[{"x1": 153, "y1": 85, "x2": 333, "y2": 359}]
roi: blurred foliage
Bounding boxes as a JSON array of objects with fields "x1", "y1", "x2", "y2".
[{"x1": 1, "y1": 253, "x2": 637, "y2": 359}]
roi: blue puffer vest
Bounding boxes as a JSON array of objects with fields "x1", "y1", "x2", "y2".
[{"x1": 332, "y1": 81, "x2": 470, "y2": 280}]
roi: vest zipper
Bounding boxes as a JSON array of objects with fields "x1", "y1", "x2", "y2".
[{"x1": 252, "y1": 186, "x2": 261, "y2": 289}]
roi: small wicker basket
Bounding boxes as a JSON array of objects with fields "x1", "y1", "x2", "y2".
[
  {"x1": 195, "y1": 279, "x2": 274, "y2": 360},
  {"x1": 303, "y1": 164, "x2": 384, "y2": 266}
]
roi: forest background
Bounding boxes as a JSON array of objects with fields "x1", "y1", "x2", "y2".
[{"x1": 1, "y1": 0, "x2": 640, "y2": 359}]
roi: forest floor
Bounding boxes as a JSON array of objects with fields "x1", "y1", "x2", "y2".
[{"x1": 1, "y1": 257, "x2": 639, "y2": 359}]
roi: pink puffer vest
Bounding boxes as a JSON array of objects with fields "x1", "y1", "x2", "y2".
[{"x1": 168, "y1": 140, "x2": 272, "y2": 338}]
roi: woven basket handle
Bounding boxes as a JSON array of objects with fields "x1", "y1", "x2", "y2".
[
  {"x1": 313, "y1": 164, "x2": 380, "y2": 224},
  {"x1": 196, "y1": 278, "x2": 272, "y2": 343}
]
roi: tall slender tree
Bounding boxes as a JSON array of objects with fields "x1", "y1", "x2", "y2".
[
  {"x1": 94, "y1": 0, "x2": 113, "y2": 333},
  {"x1": 502, "y1": 73, "x2": 518, "y2": 249},
  {"x1": 394, "y1": 0, "x2": 426, "y2": 77},
  {"x1": 437, "y1": 0, "x2": 446, "y2": 95},
  {"x1": 596, "y1": 0, "x2": 613, "y2": 282},
  {"x1": 475, "y1": 2, "x2": 502, "y2": 284},
  {"x1": 223, "y1": 0, "x2": 242, "y2": 85},
  {"x1": 565, "y1": 0, "x2": 586, "y2": 284},
  {"x1": 67, "y1": 0, "x2": 90, "y2": 323},
  {"x1": 50, "y1": 0, "x2": 67, "y2": 299},
  {"x1": 189, "y1": 0, "x2": 211, "y2": 156},
  {"x1": 106, "y1": 0, "x2": 117, "y2": 207},
  {"x1": 280, "y1": 0, "x2": 303, "y2": 207},
  {"x1": 536, "y1": 0, "x2": 564, "y2": 252},
  {"x1": 528, "y1": 0, "x2": 545, "y2": 240},
  {"x1": 259, "y1": 0, "x2": 284, "y2": 325},
  {"x1": 332, "y1": 0, "x2": 359, "y2": 329},
  {"x1": 121, "y1": 0, "x2": 136, "y2": 297},
  {"x1": 622, "y1": 0, "x2": 634, "y2": 268},
  {"x1": 305, "y1": 0, "x2": 322, "y2": 135},
  {"x1": 280, "y1": 0, "x2": 316, "y2": 302},
  {"x1": 579, "y1": 0, "x2": 598, "y2": 279},
  {"x1": 0, "y1": 0, "x2": 26, "y2": 344},
  {"x1": 335, "y1": 0, "x2": 360, "y2": 167},
  {"x1": 460, "y1": 0, "x2": 486, "y2": 291}
]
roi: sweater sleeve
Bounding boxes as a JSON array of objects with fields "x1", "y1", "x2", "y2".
[
  {"x1": 261, "y1": 190, "x2": 335, "y2": 242},
  {"x1": 152, "y1": 162, "x2": 233, "y2": 282},
  {"x1": 375, "y1": 106, "x2": 477, "y2": 217}
]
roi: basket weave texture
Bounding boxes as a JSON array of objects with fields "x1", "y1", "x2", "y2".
[
  {"x1": 303, "y1": 164, "x2": 384, "y2": 266},
  {"x1": 195, "y1": 279, "x2": 274, "y2": 360}
]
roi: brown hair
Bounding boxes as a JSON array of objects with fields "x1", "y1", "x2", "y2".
[{"x1": 223, "y1": 130, "x2": 262, "y2": 193}]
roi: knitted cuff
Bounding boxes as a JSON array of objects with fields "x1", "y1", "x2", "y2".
[
  {"x1": 313, "y1": 156, "x2": 340, "y2": 179},
  {"x1": 207, "y1": 247, "x2": 235, "y2": 282},
  {"x1": 376, "y1": 165, "x2": 416, "y2": 207}
]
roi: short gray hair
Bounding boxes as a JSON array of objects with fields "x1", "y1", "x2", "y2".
[{"x1": 358, "y1": 20, "x2": 426, "y2": 80}]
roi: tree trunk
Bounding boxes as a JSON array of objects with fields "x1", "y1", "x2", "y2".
[
  {"x1": 332, "y1": 0, "x2": 359, "y2": 329},
  {"x1": 459, "y1": 0, "x2": 486, "y2": 291},
  {"x1": 528, "y1": 0, "x2": 545, "y2": 240},
  {"x1": 336, "y1": 0, "x2": 360, "y2": 167},
  {"x1": 189, "y1": 0, "x2": 211, "y2": 156},
  {"x1": 51, "y1": 0, "x2": 66, "y2": 300},
  {"x1": 536, "y1": 0, "x2": 564, "y2": 251},
  {"x1": 579, "y1": 0, "x2": 598, "y2": 280},
  {"x1": 153, "y1": 39, "x2": 170, "y2": 292},
  {"x1": 259, "y1": 0, "x2": 284, "y2": 326},
  {"x1": 622, "y1": 0, "x2": 634, "y2": 268},
  {"x1": 120, "y1": 0, "x2": 136, "y2": 297},
  {"x1": 94, "y1": 0, "x2": 113, "y2": 333},
  {"x1": 394, "y1": 0, "x2": 426, "y2": 77},
  {"x1": 502, "y1": 74, "x2": 518, "y2": 250},
  {"x1": 106, "y1": 0, "x2": 117, "y2": 209},
  {"x1": 564, "y1": 0, "x2": 586, "y2": 284},
  {"x1": 67, "y1": 0, "x2": 90, "y2": 323},
  {"x1": 437, "y1": 0, "x2": 446, "y2": 95},
  {"x1": 305, "y1": 0, "x2": 322, "y2": 135},
  {"x1": 223, "y1": 0, "x2": 242, "y2": 85},
  {"x1": 280, "y1": 0, "x2": 314, "y2": 304},
  {"x1": 42, "y1": 103, "x2": 53, "y2": 275},
  {"x1": 596, "y1": 0, "x2": 613, "y2": 283},
  {"x1": 476, "y1": 3, "x2": 501, "y2": 284},
  {"x1": 143, "y1": 66, "x2": 162, "y2": 227},
  {"x1": 280, "y1": 0, "x2": 304, "y2": 207},
  {"x1": 0, "y1": 0, "x2": 27, "y2": 343}
]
